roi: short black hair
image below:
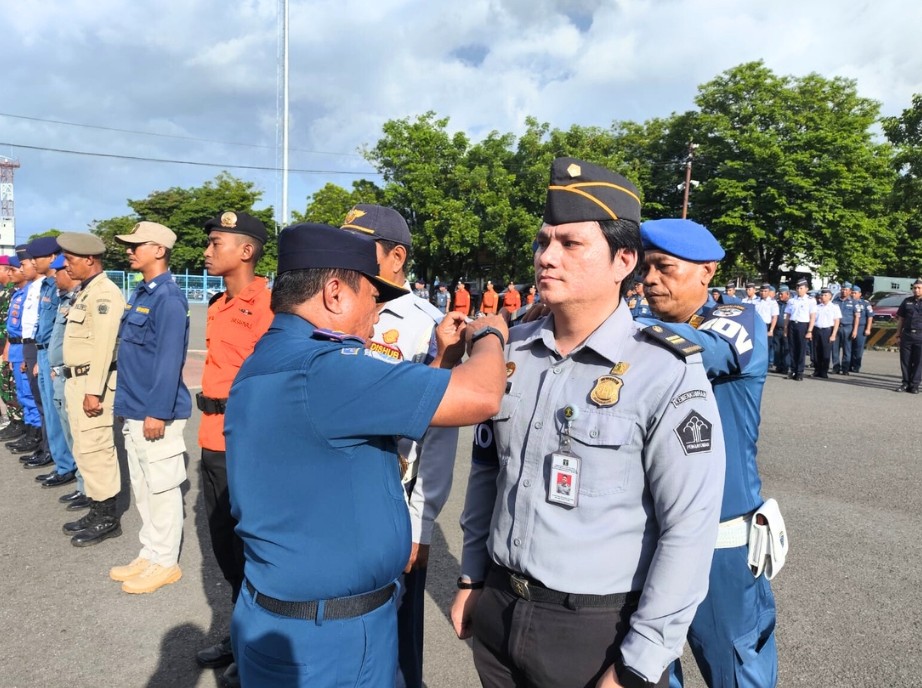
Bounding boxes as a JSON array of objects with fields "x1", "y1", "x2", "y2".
[
  {"x1": 270, "y1": 268, "x2": 362, "y2": 314},
  {"x1": 598, "y1": 218, "x2": 643, "y2": 299}
]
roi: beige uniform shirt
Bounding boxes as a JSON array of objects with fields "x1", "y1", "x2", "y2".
[{"x1": 64, "y1": 273, "x2": 125, "y2": 396}]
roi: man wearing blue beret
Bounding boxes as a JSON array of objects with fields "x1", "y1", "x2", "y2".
[{"x1": 639, "y1": 218, "x2": 782, "y2": 688}]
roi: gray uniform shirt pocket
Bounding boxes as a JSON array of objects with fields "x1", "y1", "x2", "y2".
[{"x1": 566, "y1": 410, "x2": 636, "y2": 496}]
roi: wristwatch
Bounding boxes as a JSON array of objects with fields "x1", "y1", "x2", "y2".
[
  {"x1": 471, "y1": 325, "x2": 505, "y2": 349},
  {"x1": 619, "y1": 667, "x2": 655, "y2": 688},
  {"x1": 456, "y1": 577, "x2": 485, "y2": 590}
]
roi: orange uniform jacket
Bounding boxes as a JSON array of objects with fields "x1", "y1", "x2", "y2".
[
  {"x1": 198, "y1": 277, "x2": 273, "y2": 451},
  {"x1": 503, "y1": 289, "x2": 521, "y2": 313},
  {"x1": 481, "y1": 289, "x2": 498, "y2": 314},
  {"x1": 453, "y1": 289, "x2": 470, "y2": 315}
]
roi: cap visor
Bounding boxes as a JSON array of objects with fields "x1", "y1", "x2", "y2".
[
  {"x1": 368, "y1": 274, "x2": 408, "y2": 303},
  {"x1": 114, "y1": 234, "x2": 147, "y2": 244}
]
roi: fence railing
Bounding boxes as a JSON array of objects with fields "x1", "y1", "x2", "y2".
[{"x1": 105, "y1": 270, "x2": 226, "y2": 304}]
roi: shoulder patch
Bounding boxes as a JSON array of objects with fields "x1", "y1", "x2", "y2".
[
  {"x1": 208, "y1": 291, "x2": 225, "y2": 306},
  {"x1": 368, "y1": 340, "x2": 404, "y2": 361},
  {"x1": 641, "y1": 324, "x2": 704, "y2": 359},
  {"x1": 711, "y1": 305, "x2": 745, "y2": 318},
  {"x1": 312, "y1": 328, "x2": 363, "y2": 344}
]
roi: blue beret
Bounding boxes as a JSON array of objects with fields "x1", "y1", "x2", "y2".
[
  {"x1": 50, "y1": 254, "x2": 66, "y2": 270},
  {"x1": 277, "y1": 223, "x2": 407, "y2": 303},
  {"x1": 8, "y1": 255, "x2": 21, "y2": 268},
  {"x1": 640, "y1": 219, "x2": 725, "y2": 261},
  {"x1": 26, "y1": 236, "x2": 60, "y2": 258}
]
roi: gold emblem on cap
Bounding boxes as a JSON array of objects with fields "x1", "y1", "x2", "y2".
[
  {"x1": 567, "y1": 163, "x2": 582, "y2": 178},
  {"x1": 383, "y1": 329, "x2": 399, "y2": 345},
  {"x1": 343, "y1": 207, "x2": 366, "y2": 225},
  {"x1": 220, "y1": 212, "x2": 237, "y2": 228},
  {"x1": 611, "y1": 362, "x2": 630, "y2": 376},
  {"x1": 590, "y1": 375, "x2": 622, "y2": 408},
  {"x1": 506, "y1": 362, "x2": 516, "y2": 378}
]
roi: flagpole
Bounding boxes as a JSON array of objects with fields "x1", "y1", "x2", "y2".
[{"x1": 281, "y1": 0, "x2": 290, "y2": 229}]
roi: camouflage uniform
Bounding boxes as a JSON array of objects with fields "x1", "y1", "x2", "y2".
[{"x1": 0, "y1": 282, "x2": 23, "y2": 421}]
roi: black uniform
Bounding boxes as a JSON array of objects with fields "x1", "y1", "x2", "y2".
[{"x1": 896, "y1": 292, "x2": 922, "y2": 392}]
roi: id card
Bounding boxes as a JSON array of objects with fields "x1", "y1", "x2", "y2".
[{"x1": 547, "y1": 452, "x2": 581, "y2": 508}]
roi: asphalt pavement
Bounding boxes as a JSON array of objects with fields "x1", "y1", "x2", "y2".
[{"x1": 1, "y1": 306, "x2": 919, "y2": 687}]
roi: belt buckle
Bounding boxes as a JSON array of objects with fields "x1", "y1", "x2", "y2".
[{"x1": 509, "y1": 573, "x2": 531, "y2": 601}]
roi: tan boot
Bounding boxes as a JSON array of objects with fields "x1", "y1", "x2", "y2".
[
  {"x1": 121, "y1": 563, "x2": 182, "y2": 594},
  {"x1": 109, "y1": 557, "x2": 152, "y2": 582}
]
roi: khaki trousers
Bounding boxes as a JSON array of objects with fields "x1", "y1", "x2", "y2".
[
  {"x1": 122, "y1": 419, "x2": 188, "y2": 567},
  {"x1": 64, "y1": 372, "x2": 119, "y2": 501}
]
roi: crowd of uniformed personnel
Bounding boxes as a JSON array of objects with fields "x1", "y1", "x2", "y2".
[{"x1": 18, "y1": 156, "x2": 917, "y2": 688}]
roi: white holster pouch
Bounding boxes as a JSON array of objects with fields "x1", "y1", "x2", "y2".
[{"x1": 747, "y1": 498, "x2": 788, "y2": 580}]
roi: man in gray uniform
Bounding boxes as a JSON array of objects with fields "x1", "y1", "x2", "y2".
[{"x1": 451, "y1": 157, "x2": 726, "y2": 688}]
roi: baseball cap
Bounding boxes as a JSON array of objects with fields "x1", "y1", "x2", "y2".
[
  {"x1": 341, "y1": 205, "x2": 412, "y2": 246},
  {"x1": 115, "y1": 221, "x2": 177, "y2": 249}
]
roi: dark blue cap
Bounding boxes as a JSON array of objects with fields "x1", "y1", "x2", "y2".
[
  {"x1": 26, "y1": 236, "x2": 60, "y2": 258},
  {"x1": 341, "y1": 205, "x2": 412, "y2": 246},
  {"x1": 277, "y1": 223, "x2": 408, "y2": 303},
  {"x1": 50, "y1": 254, "x2": 66, "y2": 270},
  {"x1": 544, "y1": 158, "x2": 641, "y2": 226},
  {"x1": 640, "y1": 219, "x2": 725, "y2": 261},
  {"x1": 8, "y1": 255, "x2": 21, "y2": 268},
  {"x1": 204, "y1": 211, "x2": 269, "y2": 244},
  {"x1": 15, "y1": 244, "x2": 31, "y2": 260}
]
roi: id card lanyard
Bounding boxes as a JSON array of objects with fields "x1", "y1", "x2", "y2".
[{"x1": 547, "y1": 404, "x2": 581, "y2": 508}]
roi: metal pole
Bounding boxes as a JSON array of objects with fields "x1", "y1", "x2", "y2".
[
  {"x1": 681, "y1": 142, "x2": 695, "y2": 219},
  {"x1": 281, "y1": 0, "x2": 290, "y2": 229}
]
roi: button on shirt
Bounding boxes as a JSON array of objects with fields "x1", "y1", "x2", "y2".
[
  {"x1": 225, "y1": 313, "x2": 451, "y2": 602},
  {"x1": 785, "y1": 294, "x2": 817, "y2": 323},
  {"x1": 814, "y1": 302, "x2": 841, "y2": 329},
  {"x1": 898, "y1": 296, "x2": 922, "y2": 331},
  {"x1": 460, "y1": 304, "x2": 725, "y2": 680},
  {"x1": 199, "y1": 278, "x2": 272, "y2": 451},
  {"x1": 20, "y1": 277, "x2": 43, "y2": 339},
  {"x1": 114, "y1": 271, "x2": 191, "y2": 421},
  {"x1": 835, "y1": 297, "x2": 857, "y2": 326}
]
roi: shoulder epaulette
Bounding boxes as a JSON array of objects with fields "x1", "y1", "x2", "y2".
[
  {"x1": 641, "y1": 323, "x2": 704, "y2": 359},
  {"x1": 208, "y1": 291, "x2": 225, "y2": 306},
  {"x1": 312, "y1": 327, "x2": 364, "y2": 344}
]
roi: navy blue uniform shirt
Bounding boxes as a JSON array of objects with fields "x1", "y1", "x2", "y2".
[
  {"x1": 114, "y1": 270, "x2": 191, "y2": 421},
  {"x1": 225, "y1": 313, "x2": 451, "y2": 602},
  {"x1": 36, "y1": 276, "x2": 59, "y2": 345}
]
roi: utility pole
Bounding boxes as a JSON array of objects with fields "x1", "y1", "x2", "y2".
[{"x1": 681, "y1": 142, "x2": 697, "y2": 219}]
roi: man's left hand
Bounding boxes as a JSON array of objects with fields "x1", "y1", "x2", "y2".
[
  {"x1": 143, "y1": 416, "x2": 166, "y2": 441},
  {"x1": 595, "y1": 665, "x2": 625, "y2": 688},
  {"x1": 404, "y1": 542, "x2": 430, "y2": 573}
]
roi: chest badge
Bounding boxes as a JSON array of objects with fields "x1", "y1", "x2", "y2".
[
  {"x1": 589, "y1": 375, "x2": 622, "y2": 407},
  {"x1": 506, "y1": 362, "x2": 516, "y2": 378}
]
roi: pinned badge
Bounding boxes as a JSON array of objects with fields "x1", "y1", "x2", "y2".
[
  {"x1": 610, "y1": 362, "x2": 630, "y2": 376},
  {"x1": 567, "y1": 163, "x2": 582, "y2": 178},
  {"x1": 343, "y1": 207, "x2": 367, "y2": 225},
  {"x1": 220, "y1": 211, "x2": 238, "y2": 229},
  {"x1": 590, "y1": 375, "x2": 622, "y2": 407},
  {"x1": 383, "y1": 329, "x2": 399, "y2": 345},
  {"x1": 506, "y1": 362, "x2": 516, "y2": 378}
]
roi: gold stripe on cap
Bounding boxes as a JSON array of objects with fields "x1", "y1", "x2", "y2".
[
  {"x1": 341, "y1": 223, "x2": 376, "y2": 235},
  {"x1": 564, "y1": 181, "x2": 642, "y2": 206},
  {"x1": 549, "y1": 186, "x2": 620, "y2": 221}
]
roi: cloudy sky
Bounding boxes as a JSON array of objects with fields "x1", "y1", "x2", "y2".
[{"x1": 3, "y1": 0, "x2": 920, "y2": 242}]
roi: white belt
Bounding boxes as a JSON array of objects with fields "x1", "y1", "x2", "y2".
[{"x1": 715, "y1": 513, "x2": 752, "y2": 549}]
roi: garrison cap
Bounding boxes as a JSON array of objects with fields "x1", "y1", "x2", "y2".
[
  {"x1": 204, "y1": 211, "x2": 269, "y2": 244},
  {"x1": 640, "y1": 219, "x2": 725, "y2": 261},
  {"x1": 544, "y1": 157, "x2": 641, "y2": 226},
  {"x1": 778, "y1": 284, "x2": 790, "y2": 293},
  {"x1": 50, "y1": 254, "x2": 66, "y2": 270},
  {"x1": 57, "y1": 232, "x2": 106, "y2": 256},
  {"x1": 341, "y1": 204, "x2": 412, "y2": 246},
  {"x1": 15, "y1": 244, "x2": 31, "y2": 260},
  {"x1": 26, "y1": 236, "x2": 60, "y2": 258},
  {"x1": 277, "y1": 222, "x2": 408, "y2": 303},
  {"x1": 116, "y1": 221, "x2": 176, "y2": 249},
  {"x1": 796, "y1": 278, "x2": 808, "y2": 287}
]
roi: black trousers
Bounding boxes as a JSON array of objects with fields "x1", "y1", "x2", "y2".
[
  {"x1": 789, "y1": 322, "x2": 809, "y2": 375},
  {"x1": 812, "y1": 327, "x2": 833, "y2": 376},
  {"x1": 472, "y1": 571, "x2": 668, "y2": 688},
  {"x1": 899, "y1": 332, "x2": 922, "y2": 389},
  {"x1": 200, "y1": 448, "x2": 245, "y2": 603}
]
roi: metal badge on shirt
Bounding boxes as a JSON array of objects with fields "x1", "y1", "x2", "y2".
[{"x1": 547, "y1": 404, "x2": 582, "y2": 508}]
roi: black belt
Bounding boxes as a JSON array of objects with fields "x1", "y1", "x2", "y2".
[
  {"x1": 244, "y1": 579, "x2": 395, "y2": 621},
  {"x1": 487, "y1": 566, "x2": 641, "y2": 609},
  {"x1": 62, "y1": 361, "x2": 117, "y2": 379},
  {"x1": 8, "y1": 337, "x2": 22, "y2": 344},
  {"x1": 36, "y1": 343, "x2": 47, "y2": 350},
  {"x1": 22, "y1": 338, "x2": 35, "y2": 344},
  {"x1": 196, "y1": 392, "x2": 227, "y2": 414}
]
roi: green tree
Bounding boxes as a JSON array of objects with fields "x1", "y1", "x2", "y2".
[
  {"x1": 91, "y1": 173, "x2": 277, "y2": 274},
  {"x1": 293, "y1": 180, "x2": 383, "y2": 226},
  {"x1": 686, "y1": 61, "x2": 895, "y2": 284},
  {"x1": 882, "y1": 94, "x2": 922, "y2": 276}
]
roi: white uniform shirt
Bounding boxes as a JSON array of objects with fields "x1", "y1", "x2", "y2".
[
  {"x1": 754, "y1": 297, "x2": 779, "y2": 327},
  {"x1": 814, "y1": 301, "x2": 842, "y2": 329},
  {"x1": 785, "y1": 294, "x2": 818, "y2": 323},
  {"x1": 21, "y1": 276, "x2": 44, "y2": 339}
]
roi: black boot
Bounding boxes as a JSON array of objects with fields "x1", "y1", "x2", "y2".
[
  {"x1": 71, "y1": 497, "x2": 121, "y2": 547},
  {"x1": 63, "y1": 500, "x2": 98, "y2": 535},
  {"x1": 0, "y1": 419, "x2": 26, "y2": 441},
  {"x1": 6, "y1": 425, "x2": 42, "y2": 453}
]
